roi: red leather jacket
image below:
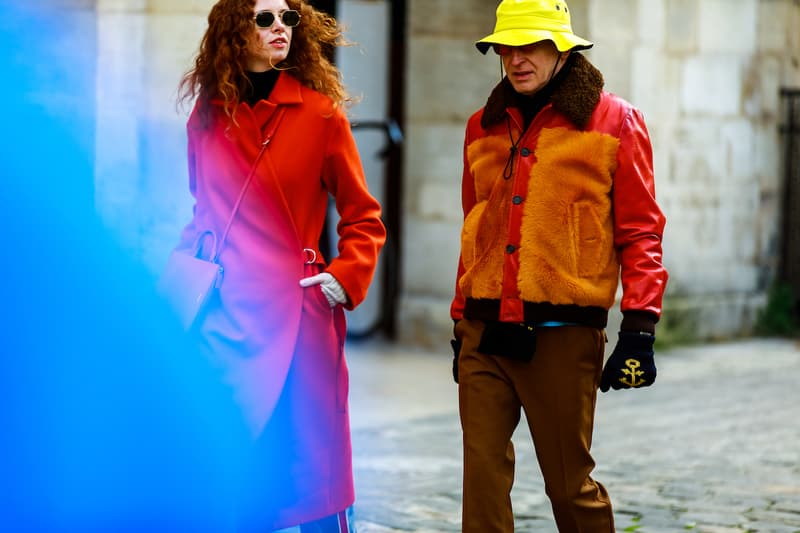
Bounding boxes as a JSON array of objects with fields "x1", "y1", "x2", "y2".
[{"x1": 451, "y1": 54, "x2": 667, "y2": 329}]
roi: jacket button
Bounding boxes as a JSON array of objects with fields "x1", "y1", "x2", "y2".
[
  {"x1": 520, "y1": 147, "x2": 531, "y2": 157},
  {"x1": 512, "y1": 195, "x2": 523, "y2": 205},
  {"x1": 506, "y1": 244, "x2": 516, "y2": 254}
]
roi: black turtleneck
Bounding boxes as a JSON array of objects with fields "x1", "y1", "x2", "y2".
[
  {"x1": 244, "y1": 69, "x2": 280, "y2": 106},
  {"x1": 515, "y1": 52, "x2": 575, "y2": 130}
]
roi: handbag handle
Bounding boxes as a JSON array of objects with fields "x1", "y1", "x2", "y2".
[
  {"x1": 211, "y1": 106, "x2": 287, "y2": 262},
  {"x1": 192, "y1": 230, "x2": 217, "y2": 259}
]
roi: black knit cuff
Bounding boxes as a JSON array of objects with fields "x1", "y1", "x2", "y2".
[{"x1": 620, "y1": 310, "x2": 657, "y2": 334}]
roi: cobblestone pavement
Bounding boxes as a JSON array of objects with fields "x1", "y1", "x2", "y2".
[{"x1": 345, "y1": 338, "x2": 800, "y2": 533}]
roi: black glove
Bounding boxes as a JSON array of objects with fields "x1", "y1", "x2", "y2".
[
  {"x1": 599, "y1": 331, "x2": 656, "y2": 392},
  {"x1": 450, "y1": 338, "x2": 462, "y2": 384},
  {"x1": 451, "y1": 320, "x2": 462, "y2": 384}
]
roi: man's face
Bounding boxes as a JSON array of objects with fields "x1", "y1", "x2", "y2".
[{"x1": 495, "y1": 40, "x2": 563, "y2": 96}]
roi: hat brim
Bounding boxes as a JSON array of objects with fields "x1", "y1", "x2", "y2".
[{"x1": 476, "y1": 29, "x2": 593, "y2": 54}]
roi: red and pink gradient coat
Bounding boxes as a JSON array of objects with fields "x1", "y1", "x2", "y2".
[{"x1": 174, "y1": 72, "x2": 385, "y2": 528}]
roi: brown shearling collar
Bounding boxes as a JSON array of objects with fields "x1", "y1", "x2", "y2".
[{"x1": 480, "y1": 53, "x2": 604, "y2": 131}]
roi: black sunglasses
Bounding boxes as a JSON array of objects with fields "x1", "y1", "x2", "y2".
[
  {"x1": 254, "y1": 9, "x2": 301, "y2": 29},
  {"x1": 492, "y1": 43, "x2": 540, "y2": 56}
]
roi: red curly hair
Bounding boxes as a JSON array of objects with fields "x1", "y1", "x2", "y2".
[{"x1": 178, "y1": 0, "x2": 350, "y2": 122}]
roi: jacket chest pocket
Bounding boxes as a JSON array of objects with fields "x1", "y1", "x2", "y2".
[{"x1": 570, "y1": 201, "x2": 611, "y2": 278}]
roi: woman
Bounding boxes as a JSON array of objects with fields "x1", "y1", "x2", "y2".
[{"x1": 174, "y1": 0, "x2": 385, "y2": 530}]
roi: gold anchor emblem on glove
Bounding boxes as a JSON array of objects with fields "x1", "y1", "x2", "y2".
[{"x1": 619, "y1": 358, "x2": 646, "y2": 387}]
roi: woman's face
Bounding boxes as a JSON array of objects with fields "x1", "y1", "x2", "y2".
[{"x1": 245, "y1": 0, "x2": 295, "y2": 72}]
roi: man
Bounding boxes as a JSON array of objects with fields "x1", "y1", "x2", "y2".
[{"x1": 449, "y1": 0, "x2": 668, "y2": 531}]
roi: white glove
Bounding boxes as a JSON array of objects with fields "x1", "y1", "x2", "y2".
[{"x1": 299, "y1": 272, "x2": 347, "y2": 308}]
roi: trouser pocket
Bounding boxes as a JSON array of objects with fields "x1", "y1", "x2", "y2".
[{"x1": 476, "y1": 321, "x2": 537, "y2": 361}]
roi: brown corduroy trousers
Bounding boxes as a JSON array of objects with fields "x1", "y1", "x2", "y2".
[{"x1": 457, "y1": 319, "x2": 615, "y2": 533}]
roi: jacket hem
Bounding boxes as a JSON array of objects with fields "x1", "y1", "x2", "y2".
[{"x1": 463, "y1": 298, "x2": 609, "y2": 329}]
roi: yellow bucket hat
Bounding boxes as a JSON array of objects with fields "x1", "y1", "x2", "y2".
[{"x1": 476, "y1": 0, "x2": 593, "y2": 54}]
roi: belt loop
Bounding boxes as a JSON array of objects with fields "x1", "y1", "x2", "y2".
[{"x1": 303, "y1": 248, "x2": 317, "y2": 264}]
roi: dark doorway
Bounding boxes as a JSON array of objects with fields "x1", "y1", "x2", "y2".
[{"x1": 779, "y1": 88, "x2": 800, "y2": 315}]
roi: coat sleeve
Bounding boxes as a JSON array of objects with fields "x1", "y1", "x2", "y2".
[
  {"x1": 612, "y1": 108, "x2": 668, "y2": 320},
  {"x1": 450, "y1": 120, "x2": 477, "y2": 321},
  {"x1": 322, "y1": 110, "x2": 386, "y2": 310},
  {"x1": 175, "y1": 106, "x2": 202, "y2": 253}
]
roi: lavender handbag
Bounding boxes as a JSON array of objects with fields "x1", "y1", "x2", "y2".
[
  {"x1": 157, "y1": 107, "x2": 286, "y2": 330},
  {"x1": 158, "y1": 231, "x2": 224, "y2": 330}
]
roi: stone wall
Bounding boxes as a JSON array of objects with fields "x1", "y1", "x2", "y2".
[
  {"x1": 94, "y1": 0, "x2": 212, "y2": 270},
  {"x1": 398, "y1": 0, "x2": 800, "y2": 346},
  {"x1": 398, "y1": 0, "x2": 498, "y2": 346}
]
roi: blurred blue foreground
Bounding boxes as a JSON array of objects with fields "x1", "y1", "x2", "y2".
[{"x1": 0, "y1": 4, "x2": 250, "y2": 531}]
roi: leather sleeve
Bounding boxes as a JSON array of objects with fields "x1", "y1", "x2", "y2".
[
  {"x1": 612, "y1": 108, "x2": 668, "y2": 319},
  {"x1": 450, "y1": 118, "x2": 479, "y2": 320}
]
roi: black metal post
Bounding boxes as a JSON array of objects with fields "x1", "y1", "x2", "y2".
[{"x1": 381, "y1": 0, "x2": 406, "y2": 340}]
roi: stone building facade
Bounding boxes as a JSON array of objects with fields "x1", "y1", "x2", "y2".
[{"x1": 43, "y1": 0, "x2": 800, "y2": 346}]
